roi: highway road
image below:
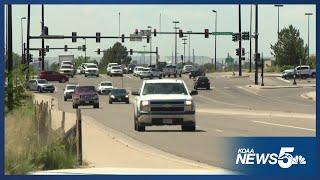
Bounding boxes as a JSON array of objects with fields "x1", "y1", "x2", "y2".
[{"x1": 48, "y1": 72, "x2": 315, "y2": 169}]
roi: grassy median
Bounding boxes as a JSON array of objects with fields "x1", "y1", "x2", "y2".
[{"x1": 5, "y1": 96, "x2": 77, "y2": 174}]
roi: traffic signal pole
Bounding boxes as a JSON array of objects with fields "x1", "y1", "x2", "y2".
[
  {"x1": 26, "y1": 5, "x2": 31, "y2": 79},
  {"x1": 254, "y1": 4, "x2": 259, "y2": 85},
  {"x1": 238, "y1": 4, "x2": 242, "y2": 76},
  {"x1": 41, "y1": 4, "x2": 45, "y2": 70},
  {"x1": 7, "y1": 4, "x2": 13, "y2": 111}
]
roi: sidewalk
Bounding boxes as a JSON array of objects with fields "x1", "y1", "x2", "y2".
[{"x1": 32, "y1": 93, "x2": 232, "y2": 174}]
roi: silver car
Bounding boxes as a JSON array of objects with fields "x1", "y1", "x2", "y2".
[{"x1": 26, "y1": 79, "x2": 55, "y2": 93}]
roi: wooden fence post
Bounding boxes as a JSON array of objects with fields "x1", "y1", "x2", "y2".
[{"x1": 76, "y1": 109, "x2": 82, "y2": 165}]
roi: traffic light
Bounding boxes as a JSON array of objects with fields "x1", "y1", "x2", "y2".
[
  {"x1": 130, "y1": 49, "x2": 133, "y2": 55},
  {"x1": 255, "y1": 53, "x2": 261, "y2": 65},
  {"x1": 242, "y1": 48, "x2": 245, "y2": 56},
  {"x1": 39, "y1": 49, "x2": 42, "y2": 56},
  {"x1": 232, "y1": 33, "x2": 240, "y2": 42},
  {"x1": 72, "y1": 32, "x2": 77, "y2": 42},
  {"x1": 204, "y1": 29, "x2": 209, "y2": 38},
  {"x1": 242, "y1": 32, "x2": 250, "y2": 40},
  {"x1": 28, "y1": 54, "x2": 33, "y2": 62},
  {"x1": 179, "y1": 29, "x2": 183, "y2": 38},
  {"x1": 46, "y1": 45, "x2": 49, "y2": 52},
  {"x1": 82, "y1": 45, "x2": 86, "y2": 52},
  {"x1": 147, "y1": 35, "x2": 150, "y2": 43},
  {"x1": 96, "y1": 32, "x2": 101, "y2": 43},
  {"x1": 236, "y1": 48, "x2": 240, "y2": 56},
  {"x1": 121, "y1": 34, "x2": 125, "y2": 43},
  {"x1": 43, "y1": 49, "x2": 46, "y2": 56},
  {"x1": 43, "y1": 26, "x2": 48, "y2": 36},
  {"x1": 64, "y1": 45, "x2": 68, "y2": 52},
  {"x1": 135, "y1": 29, "x2": 139, "y2": 35},
  {"x1": 153, "y1": 29, "x2": 157, "y2": 37},
  {"x1": 97, "y1": 48, "x2": 100, "y2": 55}
]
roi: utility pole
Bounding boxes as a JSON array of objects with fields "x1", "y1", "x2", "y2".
[
  {"x1": 274, "y1": 5, "x2": 283, "y2": 39},
  {"x1": 147, "y1": 26, "x2": 152, "y2": 65},
  {"x1": 21, "y1": 17, "x2": 26, "y2": 64},
  {"x1": 7, "y1": 4, "x2": 13, "y2": 111},
  {"x1": 26, "y1": 5, "x2": 31, "y2": 79},
  {"x1": 305, "y1": 12, "x2": 313, "y2": 64},
  {"x1": 84, "y1": 38, "x2": 87, "y2": 62},
  {"x1": 118, "y1": 12, "x2": 121, "y2": 37},
  {"x1": 238, "y1": 4, "x2": 242, "y2": 76},
  {"x1": 172, "y1": 21, "x2": 179, "y2": 64},
  {"x1": 41, "y1": 4, "x2": 44, "y2": 70},
  {"x1": 187, "y1": 31, "x2": 192, "y2": 63},
  {"x1": 193, "y1": 48, "x2": 195, "y2": 64},
  {"x1": 249, "y1": 4, "x2": 252, "y2": 72},
  {"x1": 254, "y1": 4, "x2": 259, "y2": 85},
  {"x1": 143, "y1": 45, "x2": 146, "y2": 65},
  {"x1": 182, "y1": 38, "x2": 187, "y2": 64},
  {"x1": 212, "y1": 10, "x2": 217, "y2": 70}
]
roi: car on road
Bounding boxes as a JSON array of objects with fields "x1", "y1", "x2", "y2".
[
  {"x1": 59, "y1": 64, "x2": 74, "y2": 77},
  {"x1": 282, "y1": 65, "x2": 316, "y2": 79},
  {"x1": 140, "y1": 68, "x2": 163, "y2": 79},
  {"x1": 189, "y1": 68, "x2": 206, "y2": 79},
  {"x1": 39, "y1": 71, "x2": 69, "y2": 83},
  {"x1": 127, "y1": 64, "x2": 136, "y2": 73},
  {"x1": 26, "y1": 79, "x2": 55, "y2": 93},
  {"x1": 84, "y1": 63, "x2": 99, "y2": 77},
  {"x1": 107, "y1": 63, "x2": 119, "y2": 75},
  {"x1": 163, "y1": 65, "x2": 182, "y2": 78},
  {"x1": 97, "y1": 81, "x2": 113, "y2": 95},
  {"x1": 72, "y1": 86, "x2": 99, "y2": 109},
  {"x1": 133, "y1": 66, "x2": 144, "y2": 77},
  {"x1": 194, "y1": 76, "x2": 210, "y2": 90},
  {"x1": 132, "y1": 79, "x2": 198, "y2": 132},
  {"x1": 63, "y1": 83, "x2": 79, "y2": 101},
  {"x1": 109, "y1": 88, "x2": 129, "y2": 104},
  {"x1": 182, "y1": 65, "x2": 193, "y2": 74},
  {"x1": 110, "y1": 66, "x2": 124, "y2": 77}
]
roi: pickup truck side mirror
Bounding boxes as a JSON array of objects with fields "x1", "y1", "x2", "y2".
[
  {"x1": 190, "y1": 90, "x2": 198, "y2": 96},
  {"x1": 131, "y1": 90, "x2": 140, "y2": 96}
]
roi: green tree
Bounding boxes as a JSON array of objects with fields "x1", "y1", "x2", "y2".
[
  {"x1": 309, "y1": 55, "x2": 316, "y2": 68},
  {"x1": 271, "y1": 25, "x2": 307, "y2": 66},
  {"x1": 99, "y1": 42, "x2": 131, "y2": 69},
  {"x1": 50, "y1": 62, "x2": 59, "y2": 71},
  {"x1": 74, "y1": 56, "x2": 90, "y2": 68}
]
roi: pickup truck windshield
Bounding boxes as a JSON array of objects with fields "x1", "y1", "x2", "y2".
[
  {"x1": 142, "y1": 83, "x2": 188, "y2": 95},
  {"x1": 61, "y1": 65, "x2": 72, "y2": 69},
  {"x1": 87, "y1": 65, "x2": 97, "y2": 68},
  {"x1": 101, "y1": 82, "x2": 112, "y2": 86},
  {"x1": 78, "y1": 86, "x2": 96, "y2": 92},
  {"x1": 67, "y1": 85, "x2": 77, "y2": 90},
  {"x1": 37, "y1": 80, "x2": 48, "y2": 84},
  {"x1": 112, "y1": 66, "x2": 121, "y2": 70}
]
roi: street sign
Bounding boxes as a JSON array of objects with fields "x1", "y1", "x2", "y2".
[
  {"x1": 141, "y1": 30, "x2": 151, "y2": 36},
  {"x1": 213, "y1": 32, "x2": 233, "y2": 36},
  {"x1": 129, "y1": 34, "x2": 142, "y2": 41}
]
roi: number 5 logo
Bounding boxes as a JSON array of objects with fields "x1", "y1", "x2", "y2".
[{"x1": 278, "y1": 147, "x2": 294, "y2": 168}]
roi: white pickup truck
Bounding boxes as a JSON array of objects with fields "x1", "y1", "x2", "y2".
[
  {"x1": 132, "y1": 79, "x2": 198, "y2": 132},
  {"x1": 162, "y1": 65, "x2": 182, "y2": 78},
  {"x1": 282, "y1": 65, "x2": 316, "y2": 79}
]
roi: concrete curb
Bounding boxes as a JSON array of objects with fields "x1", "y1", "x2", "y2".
[{"x1": 246, "y1": 84, "x2": 315, "y2": 89}]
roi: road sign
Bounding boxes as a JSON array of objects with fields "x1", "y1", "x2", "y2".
[
  {"x1": 213, "y1": 32, "x2": 233, "y2": 36},
  {"x1": 129, "y1": 34, "x2": 142, "y2": 41},
  {"x1": 141, "y1": 30, "x2": 151, "y2": 36}
]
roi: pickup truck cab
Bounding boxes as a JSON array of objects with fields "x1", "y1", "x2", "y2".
[
  {"x1": 72, "y1": 86, "x2": 99, "y2": 109},
  {"x1": 107, "y1": 63, "x2": 119, "y2": 75},
  {"x1": 59, "y1": 64, "x2": 74, "y2": 77},
  {"x1": 84, "y1": 63, "x2": 99, "y2": 77},
  {"x1": 140, "y1": 68, "x2": 163, "y2": 79},
  {"x1": 133, "y1": 79, "x2": 198, "y2": 132},
  {"x1": 163, "y1": 65, "x2": 182, "y2": 78}
]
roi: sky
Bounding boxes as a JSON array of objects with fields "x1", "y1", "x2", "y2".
[{"x1": 9, "y1": 4, "x2": 316, "y2": 61}]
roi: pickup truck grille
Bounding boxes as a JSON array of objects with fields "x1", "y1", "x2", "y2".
[
  {"x1": 150, "y1": 100, "x2": 185, "y2": 112},
  {"x1": 150, "y1": 101, "x2": 184, "y2": 105},
  {"x1": 151, "y1": 107, "x2": 184, "y2": 112}
]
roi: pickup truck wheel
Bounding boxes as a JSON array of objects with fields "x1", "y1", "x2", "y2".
[
  {"x1": 64, "y1": 97, "x2": 67, "y2": 101},
  {"x1": 312, "y1": 73, "x2": 316, "y2": 78},
  {"x1": 61, "y1": 78, "x2": 66, "y2": 83},
  {"x1": 110, "y1": 74, "x2": 113, "y2": 77},
  {"x1": 179, "y1": 74, "x2": 182, "y2": 77},
  {"x1": 137, "y1": 123, "x2": 145, "y2": 132},
  {"x1": 109, "y1": 101, "x2": 112, "y2": 104},
  {"x1": 150, "y1": 75, "x2": 154, "y2": 79},
  {"x1": 168, "y1": 74, "x2": 171, "y2": 77},
  {"x1": 174, "y1": 74, "x2": 177, "y2": 78},
  {"x1": 159, "y1": 75, "x2": 162, "y2": 79},
  {"x1": 189, "y1": 75, "x2": 192, "y2": 79},
  {"x1": 94, "y1": 104, "x2": 99, "y2": 108},
  {"x1": 96, "y1": 74, "x2": 99, "y2": 77},
  {"x1": 182, "y1": 124, "x2": 196, "y2": 131},
  {"x1": 140, "y1": 76, "x2": 143, "y2": 79},
  {"x1": 126, "y1": 101, "x2": 129, "y2": 104},
  {"x1": 73, "y1": 104, "x2": 78, "y2": 109},
  {"x1": 38, "y1": 87, "x2": 43, "y2": 93},
  {"x1": 85, "y1": 74, "x2": 87, "y2": 77}
]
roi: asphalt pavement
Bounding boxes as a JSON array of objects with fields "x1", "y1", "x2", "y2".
[{"x1": 47, "y1": 72, "x2": 315, "y2": 169}]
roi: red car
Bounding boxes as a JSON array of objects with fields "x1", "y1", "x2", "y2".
[
  {"x1": 72, "y1": 86, "x2": 99, "y2": 109},
  {"x1": 39, "y1": 71, "x2": 69, "y2": 83}
]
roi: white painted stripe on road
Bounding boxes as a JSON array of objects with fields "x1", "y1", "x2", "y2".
[
  {"x1": 124, "y1": 74, "x2": 133, "y2": 79},
  {"x1": 197, "y1": 95, "x2": 249, "y2": 109},
  {"x1": 252, "y1": 120, "x2": 315, "y2": 132}
]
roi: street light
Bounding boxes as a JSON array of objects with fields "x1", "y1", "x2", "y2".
[
  {"x1": 21, "y1": 17, "x2": 26, "y2": 64},
  {"x1": 212, "y1": 10, "x2": 217, "y2": 70},
  {"x1": 274, "y1": 4, "x2": 283, "y2": 39},
  {"x1": 147, "y1": 25, "x2": 152, "y2": 65},
  {"x1": 172, "y1": 21, "x2": 180, "y2": 64},
  {"x1": 182, "y1": 38, "x2": 187, "y2": 65},
  {"x1": 142, "y1": 45, "x2": 146, "y2": 65},
  {"x1": 187, "y1": 31, "x2": 192, "y2": 63},
  {"x1": 305, "y1": 12, "x2": 313, "y2": 64}
]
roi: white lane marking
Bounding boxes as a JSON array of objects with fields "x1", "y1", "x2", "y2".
[
  {"x1": 124, "y1": 74, "x2": 133, "y2": 79},
  {"x1": 252, "y1": 120, "x2": 315, "y2": 132},
  {"x1": 223, "y1": 87, "x2": 230, "y2": 89},
  {"x1": 215, "y1": 129, "x2": 223, "y2": 133},
  {"x1": 197, "y1": 94, "x2": 250, "y2": 108}
]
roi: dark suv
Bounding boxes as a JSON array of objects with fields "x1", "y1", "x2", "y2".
[
  {"x1": 39, "y1": 71, "x2": 69, "y2": 83},
  {"x1": 109, "y1": 88, "x2": 129, "y2": 104},
  {"x1": 72, "y1": 86, "x2": 99, "y2": 109},
  {"x1": 194, "y1": 76, "x2": 210, "y2": 90},
  {"x1": 189, "y1": 68, "x2": 206, "y2": 79}
]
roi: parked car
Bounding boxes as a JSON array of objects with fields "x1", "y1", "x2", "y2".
[
  {"x1": 97, "y1": 81, "x2": 113, "y2": 95},
  {"x1": 26, "y1": 79, "x2": 55, "y2": 93},
  {"x1": 132, "y1": 79, "x2": 198, "y2": 131},
  {"x1": 84, "y1": 63, "x2": 99, "y2": 77},
  {"x1": 72, "y1": 86, "x2": 99, "y2": 109},
  {"x1": 163, "y1": 65, "x2": 182, "y2": 78},
  {"x1": 109, "y1": 88, "x2": 129, "y2": 104},
  {"x1": 194, "y1": 76, "x2": 210, "y2": 90},
  {"x1": 63, "y1": 83, "x2": 79, "y2": 101},
  {"x1": 133, "y1": 66, "x2": 144, "y2": 77},
  {"x1": 110, "y1": 66, "x2": 123, "y2": 77},
  {"x1": 107, "y1": 63, "x2": 119, "y2": 75},
  {"x1": 39, "y1": 71, "x2": 69, "y2": 83},
  {"x1": 59, "y1": 64, "x2": 74, "y2": 77},
  {"x1": 189, "y1": 68, "x2": 206, "y2": 79},
  {"x1": 182, "y1": 65, "x2": 193, "y2": 74},
  {"x1": 282, "y1": 65, "x2": 316, "y2": 79},
  {"x1": 140, "y1": 68, "x2": 163, "y2": 79},
  {"x1": 127, "y1": 64, "x2": 136, "y2": 74}
]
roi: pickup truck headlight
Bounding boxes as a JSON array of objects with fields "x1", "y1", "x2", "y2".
[
  {"x1": 140, "y1": 100, "x2": 150, "y2": 111},
  {"x1": 125, "y1": 95, "x2": 129, "y2": 98},
  {"x1": 185, "y1": 100, "x2": 194, "y2": 111},
  {"x1": 110, "y1": 95, "x2": 115, "y2": 99}
]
